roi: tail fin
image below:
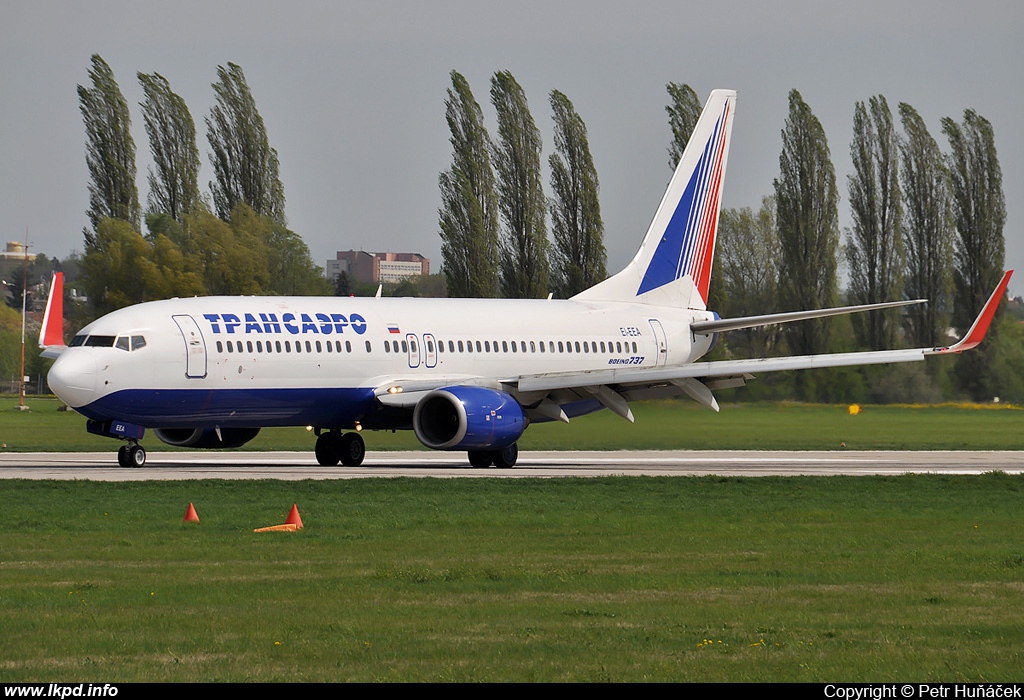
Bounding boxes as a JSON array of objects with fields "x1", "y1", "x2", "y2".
[
  {"x1": 38, "y1": 272, "x2": 66, "y2": 358},
  {"x1": 574, "y1": 89, "x2": 735, "y2": 308}
]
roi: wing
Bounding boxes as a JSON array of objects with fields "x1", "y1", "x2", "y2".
[{"x1": 510, "y1": 270, "x2": 1013, "y2": 418}]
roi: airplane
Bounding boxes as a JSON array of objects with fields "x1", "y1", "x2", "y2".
[{"x1": 39, "y1": 89, "x2": 1012, "y2": 469}]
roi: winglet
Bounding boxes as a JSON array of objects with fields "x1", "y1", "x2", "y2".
[
  {"x1": 933, "y1": 270, "x2": 1013, "y2": 354},
  {"x1": 38, "y1": 272, "x2": 66, "y2": 356}
]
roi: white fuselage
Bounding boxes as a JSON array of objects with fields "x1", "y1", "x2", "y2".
[{"x1": 47, "y1": 295, "x2": 716, "y2": 430}]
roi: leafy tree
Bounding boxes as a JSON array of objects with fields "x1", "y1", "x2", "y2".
[
  {"x1": 846, "y1": 96, "x2": 904, "y2": 350},
  {"x1": 715, "y1": 197, "x2": 782, "y2": 357},
  {"x1": 80, "y1": 218, "x2": 204, "y2": 314},
  {"x1": 138, "y1": 72, "x2": 201, "y2": 222},
  {"x1": 78, "y1": 55, "x2": 140, "y2": 234},
  {"x1": 942, "y1": 108, "x2": 1006, "y2": 399},
  {"x1": 774, "y1": 89, "x2": 839, "y2": 359},
  {"x1": 266, "y1": 220, "x2": 332, "y2": 296},
  {"x1": 548, "y1": 89, "x2": 606, "y2": 298},
  {"x1": 899, "y1": 102, "x2": 954, "y2": 348},
  {"x1": 491, "y1": 71, "x2": 549, "y2": 298},
  {"x1": 438, "y1": 71, "x2": 499, "y2": 298},
  {"x1": 206, "y1": 63, "x2": 286, "y2": 225},
  {"x1": 665, "y1": 82, "x2": 702, "y2": 170}
]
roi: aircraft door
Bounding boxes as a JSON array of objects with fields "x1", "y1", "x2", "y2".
[
  {"x1": 172, "y1": 314, "x2": 208, "y2": 379},
  {"x1": 406, "y1": 333, "x2": 420, "y2": 368},
  {"x1": 648, "y1": 318, "x2": 668, "y2": 367},
  {"x1": 423, "y1": 333, "x2": 437, "y2": 368}
]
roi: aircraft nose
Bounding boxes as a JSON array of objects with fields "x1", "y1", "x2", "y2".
[{"x1": 47, "y1": 351, "x2": 97, "y2": 408}]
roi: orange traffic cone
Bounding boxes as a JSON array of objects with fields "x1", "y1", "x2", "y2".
[
  {"x1": 183, "y1": 502, "x2": 200, "y2": 523},
  {"x1": 285, "y1": 503, "x2": 304, "y2": 529}
]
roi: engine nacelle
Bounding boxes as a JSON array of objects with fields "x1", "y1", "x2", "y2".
[
  {"x1": 413, "y1": 386, "x2": 526, "y2": 450},
  {"x1": 153, "y1": 427, "x2": 261, "y2": 449}
]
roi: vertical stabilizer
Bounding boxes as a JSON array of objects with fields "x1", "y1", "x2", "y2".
[{"x1": 573, "y1": 89, "x2": 735, "y2": 308}]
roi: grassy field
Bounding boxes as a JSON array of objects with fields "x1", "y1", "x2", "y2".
[
  {"x1": 4, "y1": 396, "x2": 1024, "y2": 452},
  {"x1": 1, "y1": 475, "x2": 1022, "y2": 681}
]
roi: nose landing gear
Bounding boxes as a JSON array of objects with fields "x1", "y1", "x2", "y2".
[{"x1": 116, "y1": 441, "x2": 146, "y2": 468}]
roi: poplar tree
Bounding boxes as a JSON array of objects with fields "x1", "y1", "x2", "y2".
[
  {"x1": 438, "y1": 71, "x2": 499, "y2": 298},
  {"x1": 716, "y1": 197, "x2": 782, "y2": 357},
  {"x1": 774, "y1": 89, "x2": 839, "y2": 357},
  {"x1": 846, "y1": 95, "x2": 904, "y2": 350},
  {"x1": 899, "y1": 103, "x2": 954, "y2": 348},
  {"x1": 491, "y1": 71, "x2": 548, "y2": 298},
  {"x1": 942, "y1": 108, "x2": 1006, "y2": 399},
  {"x1": 78, "y1": 55, "x2": 140, "y2": 234},
  {"x1": 138, "y1": 72, "x2": 201, "y2": 223},
  {"x1": 206, "y1": 63, "x2": 286, "y2": 225},
  {"x1": 548, "y1": 89, "x2": 606, "y2": 298},
  {"x1": 665, "y1": 82, "x2": 701, "y2": 170}
]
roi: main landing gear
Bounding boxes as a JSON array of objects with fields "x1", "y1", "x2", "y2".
[
  {"x1": 467, "y1": 442, "x2": 519, "y2": 468},
  {"x1": 116, "y1": 441, "x2": 146, "y2": 468},
  {"x1": 314, "y1": 430, "x2": 366, "y2": 466}
]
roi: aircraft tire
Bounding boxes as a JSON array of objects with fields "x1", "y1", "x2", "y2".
[
  {"x1": 338, "y1": 432, "x2": 365, "y2": 466},
  {"x1": 315, "y1": 433, "x2": 341, "y2": 466},
  {"x1": 492, "y1": 443, "x2": 518, "y2": 468},
  {"x1": 117, "y1": 445, "x2": 130, "y2": 468},
  {"x1": 468, "y1": 450, "x2": 492, "y2": 468},
  {"x1": 129, "y1": 444, "x2": 146, "y2": 468}
]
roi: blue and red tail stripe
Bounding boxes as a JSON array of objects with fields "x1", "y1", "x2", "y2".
[{"x1": 637, "y1": 99, "x2": 732, "y2": 303}]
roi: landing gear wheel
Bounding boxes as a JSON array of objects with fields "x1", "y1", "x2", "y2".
[
  {"x1": 338, "y1": 432, "x2": 365, "y2": 466},
  {"x1": 468, "y1": 450, "x2": 492, "y2": 468},
  {"x1": 128, "y1": 444, "x2": 146, "y2": 468},
  {"x1": 492, "y1": 442, "x2": 518, "y2": 469},
  {"x1": 315, "y1": 432, "x2": 340, "y2": 466},
  {"x1": 117, "y1": 445, "x2": 130, "y2": 468}
]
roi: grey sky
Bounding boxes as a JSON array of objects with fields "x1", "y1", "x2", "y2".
[{"x1": 2, "y1": 1, "x2": 1021, "y2": 294}]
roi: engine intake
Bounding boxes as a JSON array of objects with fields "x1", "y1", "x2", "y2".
[
  {"x1": 413, "y1": 386, "x2": 526, "y2": 450},
  {"x1": 153, "y1": 427, "x2": 261, "y2": 449}
]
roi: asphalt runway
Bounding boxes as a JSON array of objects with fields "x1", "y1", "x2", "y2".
[{"x1": 1, "y1": 450, "x2": 1023, "y2": 480}]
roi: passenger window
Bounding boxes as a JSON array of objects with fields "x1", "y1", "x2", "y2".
[
  {"x1": 583, "y1": 342, "x2": 589, "y2": 353},
  {"x1": 247, "y1": 341, "x2": 254, "y2": 353},
  {"x1": 345, "y1": 340, "x2": 351, "y2": 352},
  {"x1": 530, "y1": 341, "x2": 536, "y2": 353},
  {"x1": 276, "y1": 341, "x2": 283, "y2": 353},
  {"x1": 227, "y1": 340, "x2": 234, "y2": 353},
  {"x1": 502, "y1": 341, "x2": 508, "y2": 353},
  {"x1": 511, "y1": 341, "x2": 517, "y2": 353},
  {"x1": 305, "y1": 341, "x2": 312, "y2": 353},
  {"x1": 475, "y1": 340, "x2": 482, "y2": 352},
  {"x1": 285, "y1": 341, "x2": 291, "y2": 352},
  {"x1": 217, "y1": 341, "x2": 223, "y2": 353},
  {"x1": 365, "y1": 340, "x2": 372, "y2": 352},
  {"x1": 316, "y1": 341, "x2": 322, "y2": 353}
]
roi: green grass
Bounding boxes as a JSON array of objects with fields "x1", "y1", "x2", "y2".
[
  {"x1": 3, "y1": 396, "x2": 1024, "y2": 452},
  {"x1": 1, "y1": 475, "x2": 1022, "y2": 681}
]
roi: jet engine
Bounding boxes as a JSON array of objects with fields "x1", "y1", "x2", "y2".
[
  {"x1": 413, "y1": 386, "x2": 526, "y2": 450},
  {"x1": 153, "y1": 427, "x2": 261, "y2": 449}
]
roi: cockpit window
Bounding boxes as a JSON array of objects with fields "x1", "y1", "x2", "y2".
[
  {"x1": 131, "y1": 335, "x2": 146, "y2": 351},
  {"x1": 84, "y1": 335, "x2": 116, "y2": 347},
  {"x1": 115, "y1": 336, "x2": 130, "y2": 351},
  {"x1": 69, "y1": 335, "x2": 87, "y2": 347}
]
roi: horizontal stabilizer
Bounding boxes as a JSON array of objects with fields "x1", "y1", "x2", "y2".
[{"x1": 691, "y1": 298, "x2": 925, "y2": 335}]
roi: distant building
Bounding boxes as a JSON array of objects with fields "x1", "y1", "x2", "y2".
[
  {"x1": 0, "y1": 241, "x2": 36, "y2": 284},
  {"x1": 326, "y1": 250, "x2": 430, "y2": 285}
]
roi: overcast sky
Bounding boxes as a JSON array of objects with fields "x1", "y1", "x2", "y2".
[{"x1": 2, "y1": 0, "x2": 1021, "y2": 294}]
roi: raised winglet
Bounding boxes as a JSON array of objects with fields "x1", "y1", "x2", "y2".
[
  {"x1": 932, "y1": 270, "x2": 1013, "y2": 355},
  {"x1": 38, "y1": 272, "x2": 66, "y2": 357}
]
